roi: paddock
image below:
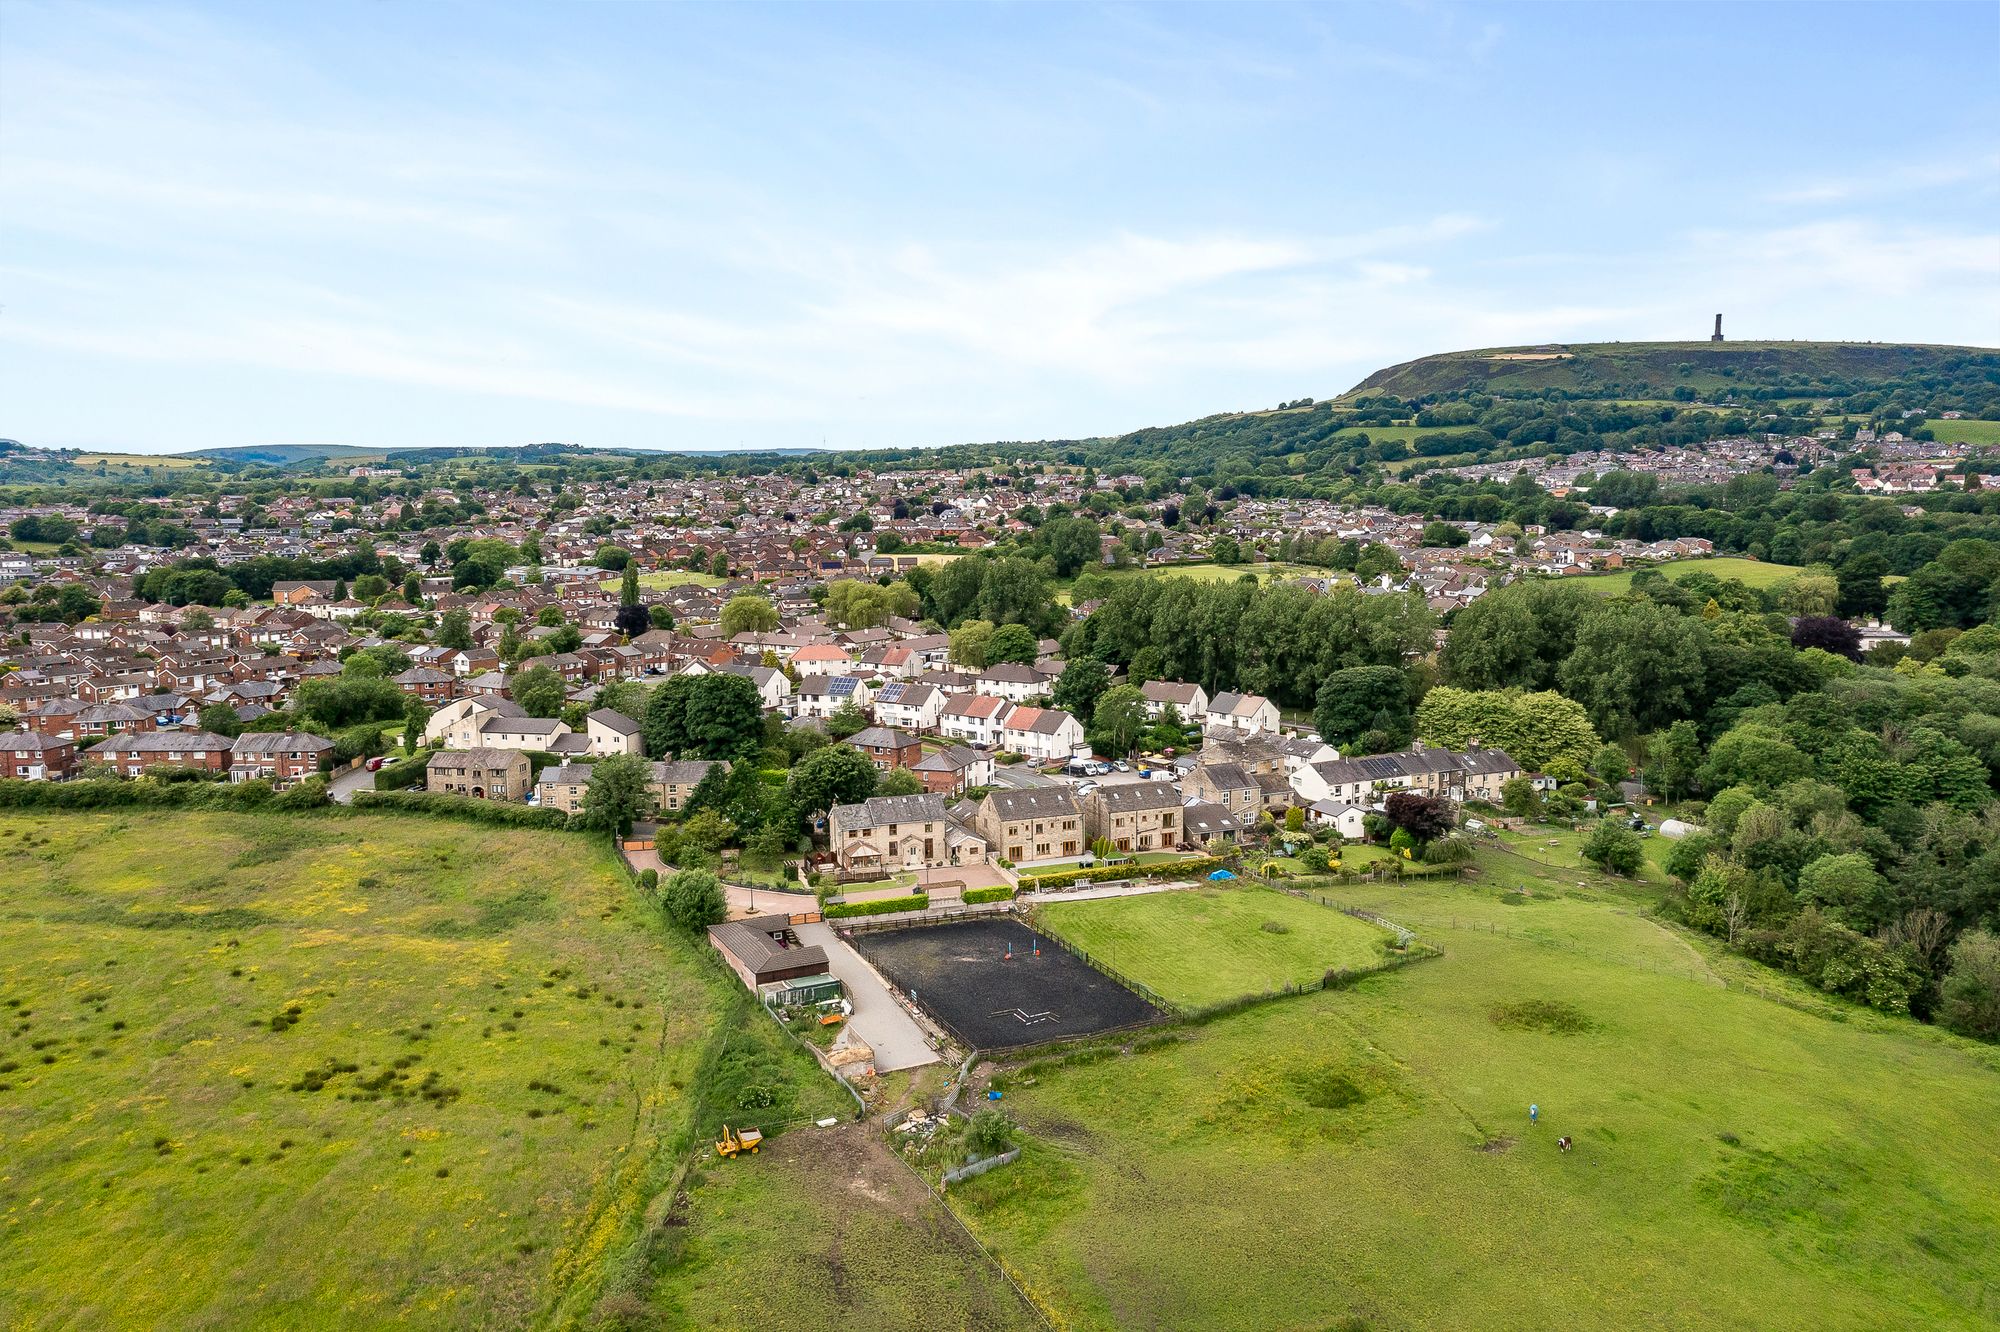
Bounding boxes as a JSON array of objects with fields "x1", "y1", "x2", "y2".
[{"x1": 853, "y1": 918, "x2": 1163, "y2": 1050}]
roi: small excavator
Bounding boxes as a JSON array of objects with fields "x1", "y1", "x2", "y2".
[{"x1": 715, "y1": 1124, "x2": 764, "y2": 1159}]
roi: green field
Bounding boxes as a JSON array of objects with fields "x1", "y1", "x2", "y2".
[
  {"x1": 1926, "y1": 418, "x2": 2000, "y2": 447},
  {"x1": 1558, "y1": 556, "x2": 1803, "y2": 596},
  {"x1": 1036, "y1": 886, "x2": 1395, "y2": 1009},
  {"x1": 603, "y1": 568, "x2": 728, "y2": 593},
  {"x1": 958, "y1": 872, "x2": 2000, "y2": 1330},
  {"x1": 0, "y1": 811, "x2": 727, "y2": 1330},
  {"x1": 1060, "y1": 561, "x2": 1336, "y2": 604},
  {"x1": 72, "y1": 452, "x2": 213, "y2": 470}
]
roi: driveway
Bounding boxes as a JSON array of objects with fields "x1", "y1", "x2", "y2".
[
  {"x1": 793, "y1": 921, "x2": 942, "y2": 1073},
  {"x1": 329, "y1": 765, "x2": 377, "y2": 805}
]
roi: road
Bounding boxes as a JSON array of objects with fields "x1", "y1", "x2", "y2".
[
  {"x1": 329, "y1": 764, "x2": 377, "y2": 805},
  {"x1": 793, "y1": 920, "x2": 942, "y2": 1073}
]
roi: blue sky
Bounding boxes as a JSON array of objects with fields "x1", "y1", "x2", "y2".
[{"x1": 2, "y1": 2, "x2": 1996, "y2": 455}]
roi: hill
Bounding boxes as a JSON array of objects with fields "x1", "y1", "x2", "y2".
[
  {"x1": 184, "y1": 443, "x2": 389, "y2": 466},
  {"x1": 1347, "y1": 340, "x2": 1995, "y2": 400}
]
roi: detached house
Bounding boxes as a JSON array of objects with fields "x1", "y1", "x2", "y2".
[
  {"x1": 1204, "y1": 691, "x2": 1281, "y2": 736},
  {"x1": 426, "y1": 748, "x2": 532, "y2": 801},
  {"x1": 844, "y1": 726, "x2": 924, "y2": 772},
  {"x1": 996, "y1": 705, "x2": 1086, "y2": 762},
  {"x1": 872, "y1": 681, "x2": 945, "y2": 733},
  {"x1": 1140, "y1": 679, "x2": 1208, "y2": 722}
]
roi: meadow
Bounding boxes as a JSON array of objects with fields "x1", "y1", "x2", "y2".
[
  {"x1": 1925, "y1": 418, "x2": 2000, "y2": 447},
  {"x1": 0, "y1": 811, "x2": 724, "y2": 1330},
  {"x1": 601, "y1": 568, "x2": 727, "y2": 593},
  {"x1": 957, "y1": 869, "x2": 2000, "y2": 1330},
  {"x1": 1035, "y1": 886, "x2": 1394, "y2": 1009},
  {"x1": 1557, "y1": 555, "x2": 1802, "y2": 596}
]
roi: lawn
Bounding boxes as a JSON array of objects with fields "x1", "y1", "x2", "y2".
[
  {"x1": 602, "y1": 568, "x2": 727, "y2": 593},
  {"x1": 1035, "y1": 886, "x2": 1395, "y2": 1009},
  {"x1": 955, "y1": 872, "x2": 2000, "y2": 1332},
  {"x1": 1926, "y1": 418, "x2": 2000, "y2": 447},
  {"x1": 1559, "y1": 556, "x2": 1803, "y2": 596},
  {"x1": 0, "y1": 811, "x2": 727, "y2": 1330}
]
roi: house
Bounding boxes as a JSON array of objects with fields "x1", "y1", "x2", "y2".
[
  {"x1": 974, "y1": 661, "x2": 1051, "y2": 704},
  {"x1": 1083, "y1": 781, "x2": 1182, "y2": 853},
  {"x1": 1140, "y1": 679, "x2": 1209, "y2": 722},
  {"x1": 650, "y1": 758, "x2": 724, "y2": 812},
  {"x1": 88, "y1": 730, "x2": 234, "y2": 777},
  {"x1": 424, "y1": 695, "x2": 526, "y2": 747},
  {"x1": 872, "y1": 681, "x2": 946, "y2": 733},
  {"x1": 1183, "y1": 760, "x2": 1263, "y2": 820},
  {"x1": 272, "y1": 580, "x2": 336, "y2": 606},
  {"x1": 792, "y1": 674, "x2": 874, "y2": 722},
  {"x1": 908, "y1": 742, "x2": 993, "y2": 796},
  {"x1": 708, "y1": 915, "x2": 831, "y2": 993},
  {"x1": 1180, "y1": 800, "x2": 1247, "y2": 847},
  {"x1": 536, "y1": 761, "x2": 596, "y2": 815},
  {"x1": 974, "y1": 787, "x2": 1084, "y2": 867},
  {"x1": 1204, "y1": 691, "x2": 1281, "y2": 736},
  {"x1": 996, "y1": 705, "x2": 1086, "y2": 762},
  {"x1": 585, "y1": 708, "x2": 644, "y2": 756},
  {"x1": 1306, "y1": 799, "x2": 1370, "y2": 840},
  {"x1": 229, "y1": 732, "x2": 333, "y2": 788},
  {"x1": 714, "y1": 661, "x2": 791, "y2": 710},
  {"x1": 0, "y1": 730, "x2": 75, "y2": 781},
  {"x1": 426, "y1": 748, "x2": 533, "y2": 801},
  {"x1": 470, "y1": 714, "x2": 572, "y2": 752},
  {"x1": 1290, "y1": 740, "x2": 1522, "y2": 807},
  {"x1": 391, "y1": 666, "x2": 458, "y2": 705},
  {"x1": 826, "y1": 792, "x2": 988, "y2": 872},
  {"x1": 790, "y1": 643, "x2": 856, "y2": 677},
  {"x1": 844, "y1": 725, "x2": 924, "y2": 772},
  {"x1": 938, "y1": 693, "x2": 1013, "y2": 747}
]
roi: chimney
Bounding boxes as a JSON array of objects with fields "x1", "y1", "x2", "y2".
[
  {"x1": 1467, "y1": 737, "x2": 1482, "y2": 750},
  {"x1": 1411, "y1": 739, "x2": 1426, "y2": 754}
]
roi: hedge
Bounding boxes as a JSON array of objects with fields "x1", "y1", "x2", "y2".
[
  {"x1": 823, "y1": 892, "x2": 929, "y2": 919},
  {"x1": 962, "y1": 885, "x2": 1016, "y2": 905},
  {"x1": 373, "y1": 752, "x2": 434, "y2": 791},
  {"x1": 349, "y1": 789, "x2": 572, "y2": 829},
  {"x1": 0, "y1": 776, "x2": 320, "y2": 812},
  {"x1": 1017, "y1": 855, "x2": 1223, "y2": 891}
]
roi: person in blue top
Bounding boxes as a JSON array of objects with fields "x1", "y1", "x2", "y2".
[{"x1": 1529, "y1": 1103, "x2": 1539, "y2": 1124}]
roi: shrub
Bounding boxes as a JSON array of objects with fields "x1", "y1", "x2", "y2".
[
  {"x1": 637, "y1": 868, "x2": 659, "y2": 893},
  {"x1": 349, "y1": 790, "x2": 570, "y2": 829},
  {"x1": 962, "y1": 885, "x2": 1015, "y2": 905},
  {"x1": 1017, "y1": 856, "x2": 1221, "y2": 891},
  {"x1": 662, "y1": 869, "x2": 726, "y2": 932},
  {"x1": 823, "y1": 893, "x2": 928, "y2": 918}
]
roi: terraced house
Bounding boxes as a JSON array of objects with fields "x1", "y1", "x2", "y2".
[
  {"x1": 1083, "y1": 781, "x2": 1182, "y2": 854},
  {"x1": 974, "y1": 787, "x2": 1084, "y2": 868},
  {"x1": 826, "y1": 792, "x2": 988, "y2": 872}
]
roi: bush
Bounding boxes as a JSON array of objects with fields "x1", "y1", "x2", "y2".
[
  {"x1": 962, "y1": 885, "x2": 1016, "y2": 905},
  {"x1": 638, "y1": 868, "x2": 659, "y2": 893},
  {"x1": 348, "y1": 790, "x2": 570, "y2": 828},
  {"x1": 1017, "y1": 856, "x2": 1221, "y2": 891},
  {"x1": 374, "y1": 752, "x2": 434, "y2": 790},
  {"x1": 822, "y1": 893, "x2": 928, "y2": 918},
  {"x1": 1580, "y1": 818, "x2": 1644, "y2": 876},
  {"x1": 0, "y1": 776, "x2": 294, "y2": 812},
  {"x1": 662, "y1": 868, "x2": 726, "y2": 932}
]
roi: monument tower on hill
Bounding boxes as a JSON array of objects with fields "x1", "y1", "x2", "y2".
[{"x1": 1712, "y1": 313, "x2": 1724, "y2": 342}]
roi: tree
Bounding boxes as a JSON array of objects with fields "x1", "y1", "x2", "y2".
[
  {"x1": 619, "y1": 563, "x2": 641, "y2": 607},
  {"x1": 986, "y1": 623, "x2": 1039, "y2": 666},
  {"x1": 662, "y1": 868, "x2": 726, "y2": 932},
  {"x1": 1791, "y1": 615, "x2": 1862, "y2": 661},
  {"x1": 1776, "y1": 571, "x2": 1839, "y2": 618},
  {"x1": 1796, "y1": 852, "x2": 1888, "y2": 931},
  {"x1": 1041, "y1": 514, "x2": 1102, "y2": 578},
  {"x1": 824, "y1": 579, "x2": 919, "y2": 629},
  {"x1": 1556, "y1": 601, "x2": 1707, "y2": 736},
  {"x1": 437, "y1": 608, "x2": 473, "y2": 651},
  {"x1": 877, "y1": 767, "x2": 924, "y2": 796},
  {"x1": 1592, "y1": 744, "x2": 1630, "y2": 788},
  {"x1": 825, "y1": 702, "x2": 868, "y2": 740},
  {"x1": 1211, "y1": 534, "x2": 1243, "y2": 565},
  {"x1": 1050, "y1": 657, "x2": 1111, "y2": 725},
  {"x1": 1500, "y1": 775, "x2": 1543, "y2": 819},
  {"x1": 402, "y1": 696, "x2": 429, "y2": 753},
  {"x1": 614, "y1": 603, "x2": 651, "y2": 638},
  {"x1": 578, "y1": 754, "x2": 652, "y2": 836},
  {"x1": 1580, "y1": 819, "x2": 1644, "y2": 876},
  {"x1": 720, "y1": 594, "x2": 780, "y2": 637},
  {"x1": 1087, "y1": 684, "x2": 1147, "y2": 757},
  {"x1": 1643, "y1": 721, "x2": 1703, "y2": 801},
  {"x1": 1441, "y1": 580, "x2": 1595, "y2": 692},
  {"x1": 1384, "y1": 792, "x2": 1452, "y2": 845},
  {"x1": 649, "y1": 604, "x2": 676, "y2": 631},
  {"x1": 197, "y1": 702, "x2": 244, "y2": 738},
  {"x1": 511, "y1": 665, "x2": 566, "y2": 718},
  {"x1": 949, "y1": 620, "x2": 995, "y2": 669},
  {"x1": 1314, "y1": 666, "x2": 1409, "y2": 750},
  {"x1": 1939, "y1": 930, "x2": 2000, "y2": 1042},
  {"x1": 684, "y1": 673, "x2": 767, "y2": 760},
  {"x1": 594, "y1": 544, "x2": 631, "y2": 571},
  {"x1": 965, "y1": 1108, "x2": 1015, "y2": 1157},
  {"x1": 709, "y1": 551, "x2": 730, "y2": 578},
  {"x1": 784, "y1": 745, "x2": 877, "y2": 827}
]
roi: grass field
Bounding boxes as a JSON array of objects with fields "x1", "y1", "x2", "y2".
[
  {"x1": 603, "y1": 568, "x2": 728, "y2": 593},
  {"x1": 1558, "y1": 556, "x2": 1803, "y2": 596},
  {"x1": 1926, "y1": 418, "x2": 2000, "y2": 447},
  {"x1": 72, "y1": 452, "x2": 212, "y2": 470},
  {"x1": 0, "y1": 811, "x2": 726, "y2": 1330},
  {"x1": 1036, "y1": 886, "x2": 1394, "y2": 1009},
  {"x1": 958, "y1": 871, "x2": 2000, "y2": 1331},
  {"x1": 1059, "y1": 561, "x2": 1335, "y2": 604}
]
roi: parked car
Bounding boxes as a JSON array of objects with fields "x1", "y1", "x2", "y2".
[
  {"x1": 365, "y1": 757, "x2": 386, "y2": 772},
  {"x1": 1113, "y1": 760, "x2": 1131, "y2": 772}
]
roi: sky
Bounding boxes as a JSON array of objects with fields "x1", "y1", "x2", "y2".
[{"x1": 2, "y1": 2, "x2": 1997, "y2": 456}]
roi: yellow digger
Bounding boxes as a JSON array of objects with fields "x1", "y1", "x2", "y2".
[{"x1": 715, "y1": 1124, "x2": 764, "y2": 1159}]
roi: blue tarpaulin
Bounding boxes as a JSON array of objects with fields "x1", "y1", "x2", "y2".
[{"x1": 1208, "y1": 869, "x2": 1236, "y2": 880}]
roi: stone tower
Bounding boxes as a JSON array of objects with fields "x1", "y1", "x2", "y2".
[{"x1": 1712, "y1": 314, "x2": 1724, "y2": 342}]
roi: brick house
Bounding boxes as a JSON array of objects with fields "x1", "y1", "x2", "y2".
[
  {"x1": 843, "y1": 726, "x2": 924, "y2": 773},
  {"x1": 392, "y1": 666, "x2": 458, "y2": 705},
  {"x1": 229, "y1": 732, "x2": 333, "y2": 788},
  {"x1": 0, "y1": 730, "x2": 75, "y2": 781},
  {"x1": 89, "y1": 730, "x2": 235, "y2": 777}
]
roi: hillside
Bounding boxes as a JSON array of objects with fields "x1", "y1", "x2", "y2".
[{"x1": 1347, "y1": 340, "x2": 1996, "y2": 400}]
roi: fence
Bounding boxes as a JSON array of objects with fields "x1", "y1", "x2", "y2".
[
  {"x1": 942, "y1": 1147, "x2": 1022, "y2": 1187},
  {"x1": 1031, "y1": 926, "x2": 1182, "y2": 1017},
  {"x1": 834, "y1": 901, "x2": 1019, "y2": 935}
]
